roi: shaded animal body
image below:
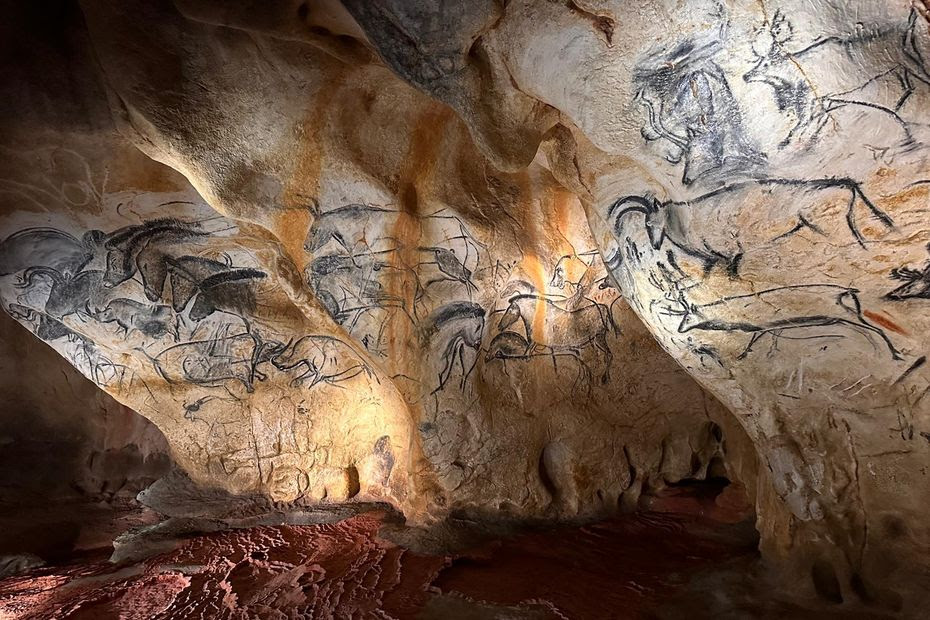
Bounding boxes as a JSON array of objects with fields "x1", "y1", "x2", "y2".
[
  {"x1": 7, "y1": 303, "x2": 83, "y2": 343},
  {"x1": 150, "y1": 331, "x2": 283, "y2": 392},
  {"x1": 422, "y1": 302, "x2": 486, "y2": 393},
  {"x1": 304, "y1": 204, "x2": 400, "y2": 254},
  {"x1": 307, "y1": 249, "x2": 410, "y2": 330},
  {"x1": 188, "y1": 268, "x2": 267, "y2": 322},
  {"x1": 634, "y1": 34, "x2": 763, "y2": 185},
  {"x1": 485, "y1": 331, "x2": 531, "y2": 361},
  {"x1": 103, "y1": 218, "x2": 207, "y2": 288},
  {"x1": 308, "y1": 250, "x2": 397, "y2": 278},
  {"x1": 670, "y1": 284, "x2": 902, "y2": 360},
  {"x1": 606, "y1": 178, "x2": 894, "y2": 277},
  {"x1": 0, "y1": 227, "x2": 104, "y2": 277},
  {"x1": 92, "y1": 298, "x2": 177, "y2": 340},
  {"x1": 498, "y1": 294, "x2": 614, "y2": 383},
  {"x1": 17, "y1": 267, "x2": 109, "y2": 319},
  {"x1": 165, "y1": 256, "x2": 232, "y2": 311},
  {"x1": 270, "y1": 335, "x2": 370, "y2": 388},
  {"x1": 135, "y1": 243, "x2": 224, "y2": 302},
  {"x1": 417, "y1": 246, "x2": 477, "y2": 293},
  {"x1": 744, "y1": 9, "x2": 930, "y2": 145}
]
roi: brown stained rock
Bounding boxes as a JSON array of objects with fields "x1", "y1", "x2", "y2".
[
  {"x1": 0, "y1": 0, "x2": 737, "y2": 530},
  {"x1": 2, "y1": 0, "x2": 930, "y2": 614}
]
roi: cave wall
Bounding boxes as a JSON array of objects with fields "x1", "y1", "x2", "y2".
[
  {"x1": 327, "y1": 0, "x2": 930, "y2": 607},
  {"x1": 0, "y1": 309, "x2": 169, "y2": 505},
  {"x1": 0, "y1": 0, "x2": 746, "y2": 524},
  {"x1": 2, "y1": 0, "x2": 929, "y2": 612}
]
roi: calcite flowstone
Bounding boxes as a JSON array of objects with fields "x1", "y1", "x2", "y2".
[{"x1": 2, "y1": 0, "x2": 929, "y2": 613}]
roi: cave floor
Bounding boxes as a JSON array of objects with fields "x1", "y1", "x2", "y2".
[{"x1": 0, "y1": 486, "x2": 888, "y2": 620}]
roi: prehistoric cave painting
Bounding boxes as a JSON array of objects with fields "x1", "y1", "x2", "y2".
[
  {"x1": 165, "y1": 255, "x2": 234, "y2": 311},
  {"x1": 183, "y1": 395, "x2": 218, "y2": 423},
  {"x1": 661, "y1": 284, "x2": 903, "y2": 361},
  {"x1": 487, "y1": 291, "x2": 616, "y2": 385},
  {"x1": 146, "y1": 327, "x2": 370, "y2": 396},
  {"x1": 186, "y1": 268, "x2": 267, "y2": 325},
  {"x1": 15, "y1": 267, "x2": 109, "y2": 320},
  {"x1": 91, "y1": 297, "x2": 178, "y2": 340},
  {"x1": 683, "y1": 335, "x2": 732, "y2": 377},
  {"x1": 549, "y1": 250, "x2": 603, "y2": 291},
  {"x1": 307, "y1": 248, "x2": 413, "y2": 359},
  {"x1": 633, "y1": 31, "x2": 764, "y2": 186},
  {"x1": 7, "y1": 302, "x2": 84, "y2": 343},
  {"x1": 102, "y1": 216, "x2": 213, "y2": 290},
  {"x1": 145, "y1": 328, "x2": 273, "y2": 393},
  {"x1": 304, "y1": 202, "x2": 490, "y2": 357},
  {"x1": 417, "y1": 245, "x2": 478, "y2": 296},
  {"x1": 421, "y1": 301, "x2": 485, "y2": 395},
  {"x1": 303, "y1": 202, "x2": 398, "y2": 255},
  {"x1": 0, "y1": 227, "x2": 103, "y2": 276},
  {"x1": 4, "y1": 218, "x2": 266, "y2": 332},
  {"x1": 745, "y1": 9, "x2": 930, "y2": 148},
  {"x1": 7, "y1": 301, "x2": 128, "y2": 386},
  {"x1": 1, "y1": 215, "x2": 374, "y2": 401},
  {"x1": 605, "y1": 177, "x2": 894, "y2": 279},
  {"x1": 886, "y1": 243, "x2": 930, "y2": 300},
  {"x1": 269, "y1": 334, "x2": 372, "y2": 389}
]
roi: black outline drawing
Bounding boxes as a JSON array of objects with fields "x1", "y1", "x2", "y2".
[
  {"x1": 187, "y1": 268, "x2": 267, "y2": 323},
  {"x1": 0, "y1": 227, "x2": 104, "y2": 277},
  {"x1": 269, "y1": 334, "x2": 372, "y2": 388},
  {"x1": 662, "y1": 284, "x2": 902, "y2": 361},
  {"x1": 605, "y1": 177, "x2": 894, "y2": 279},
  {"x1": 421, "y1": 301, "x2": 485, "y2": 394},
  {"x1": 302, "y1": 202, "x2": 490, "y2": 358},
  {"x1": 145, "y1": 328, "x2": 284, "y2": 393},
  {"x1": 91, "y1": 297, "x2": 178, "y2": 340},
  {"x1": 7, "y1": 301, "x2": 128, "y2": 386},
  {"x1": 16, "y1": 267, "x2": 108, "y2": 319},
  {"x1": 492, "y1": 293, "x2": 616, "y2": 384},
  {"x1": 103, "y1": 218, "x2": 209, "y2": 289},
  {"x1": 886, "y1": 243, "x2": 930, "y2": 300},
  {"x1": 304, "y1": 202, "x2": 399, "y2": 255},
  {"x1": 416, "y1": 246, "x2": 478, "y2": 295},
  {"x1": 744, "y1": 8, "x2": 930, "y2": 147},
  {"x1": 633, "y1": 31, "x2": 764, "y2": 185},
  {"x1": 165, "y1": 256, "x2": 235, "y2": 312}
]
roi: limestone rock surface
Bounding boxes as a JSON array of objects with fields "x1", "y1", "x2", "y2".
[{"x1": 2, "y1": 0, "x2": 929, "y2": 613}]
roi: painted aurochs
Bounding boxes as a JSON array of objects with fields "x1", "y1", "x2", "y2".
[{"x1": 1, "y1": 0, "x2": 929, "y2": 613}]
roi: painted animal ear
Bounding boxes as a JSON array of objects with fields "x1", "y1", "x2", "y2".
[{"x1": 771, "y1": 11, "x2": 792, "y2": 45}]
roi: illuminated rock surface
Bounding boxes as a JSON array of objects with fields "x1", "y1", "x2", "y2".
[{"x1": 1, "y1": 0, "x2": 929, "y2": 615}]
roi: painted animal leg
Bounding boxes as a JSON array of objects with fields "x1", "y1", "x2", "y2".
[{"x1": 594, "y1": 331, "x2": 613, "y2": 383}]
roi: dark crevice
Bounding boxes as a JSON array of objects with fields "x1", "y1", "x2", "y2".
[{"x1": 811, "y1": 559, "x2": 844, "y2": 604}]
